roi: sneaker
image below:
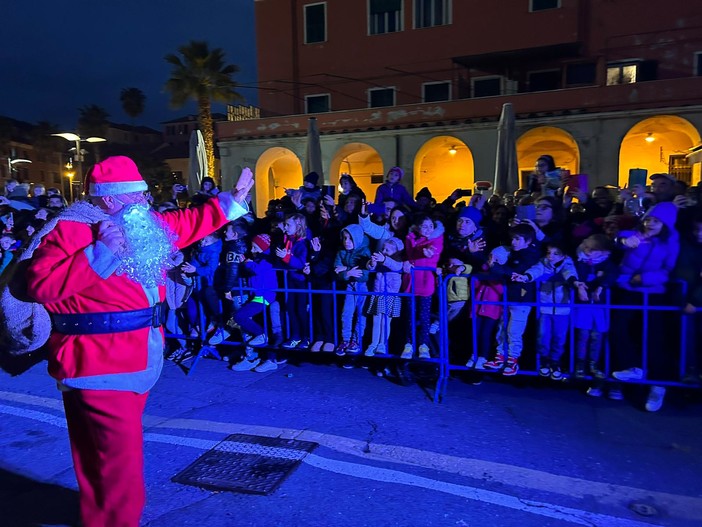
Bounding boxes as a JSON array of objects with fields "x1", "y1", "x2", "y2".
[
  {"x1": 248, "y1": 334, "x2": 267, "y2": 347},
  {"x1": 335, "y1": 341, "x2": 349, "y2": 356},
  {"x1": 207, "y1": 328, "x2": 230, "y2": 346},
  {"x1": 429, "y1": 321, "x2": 440, "y2": 334},
  {"x1": 539, "y1": 365, "x2": 552, "y2": 377},
  {"x1": 281, "y1": 339, "x2": 301, "y2": 349},
  {"x1": 401, "y1": 344, "x2": 414, "y2": 359},
  {"x1": 550, "y1": 366, "x2": 563, "y2": 381},
  {"x1": 473, "y1": 357, "x2": 488, "y2": 370},
  {"x1": 484, "y1": 354, "x2": 505, "y2": 370},
  {"x1": 310, "y1": 341, "x2": 324, "y2": 352},
  {"x1": 574, "y1": 360, "x2": 586, "y2": 379},
  {"x1": 296, "y1": 338, "x2": 310, "y2": 350},
  {"x1": 586, "y1": 386, "x2": 603, "y2": 397},
  {"x1": 417, "y1": 344, "x2": 431, "y2": 360},
  {"x1": 645, "y1": 386, "x2": 666, "y2": 412},
  {"x1": 231, "y1": 357, "x2": 260, "y2": 371},
  {"x1": 375, "y1": 343, "x2": 387, "y2": 355},
  {"x1": 364, "y1": 345, "x2": 378, "y2": 357},
  {"x1": 612, "y1": 367, "x2": 644, "y2": 381},
  {"x1": 346, "y1": 340, "x2": 361, "y2": 355},
  {"x1": 502, "y1": 357, "x2": 519, "y2": 376},
  {"x1": 167, "y1": 347, "x2": 188, "y2": 362},
  {"x1": 607, "y1": 387, "x2": 624, "y2": 401},
  {"x1": 588, "y1": 361, "x2": 605, "y2": 379},
  {"x1": 254, "y1": 360, "x2": 278, "y2": 373},
  {"x1": 322, "y1": 342, "x2": 336, "y2": 353}
]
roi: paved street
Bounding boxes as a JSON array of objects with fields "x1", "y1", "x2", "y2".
[{"x1": 1, "y1": 352, "x2": 701, "y2": 527}]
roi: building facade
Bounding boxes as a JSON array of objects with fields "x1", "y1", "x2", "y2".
[{"x1": 217, "y1": 0, "x2": 702, "y2": 214}]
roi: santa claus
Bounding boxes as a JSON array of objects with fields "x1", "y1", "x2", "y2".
[{"x1": 25, "y1": 156, "x2": 253, "y2": 527}]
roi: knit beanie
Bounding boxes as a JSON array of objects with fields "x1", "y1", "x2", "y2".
[
  {"x1": 304, "y1": 171, "x2": 320, "y2": 185},
  {"x1": 252, "y1": 234, "x2": 271, "y2": 252},
  {"x1": 416, "y1": 187, "x2": 432, "y2": 200},
  {"x1": 457, "y1": 206, "x2": 482, "y2": 226}
]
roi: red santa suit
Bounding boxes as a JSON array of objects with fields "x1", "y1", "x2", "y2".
[{"x1": 25, "y1": 156, "x2": 248, "y2": 527}]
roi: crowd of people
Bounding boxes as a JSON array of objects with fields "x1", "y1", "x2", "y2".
[{"x1": 3, "y1": 159, "x2": 702, "y2": 413}]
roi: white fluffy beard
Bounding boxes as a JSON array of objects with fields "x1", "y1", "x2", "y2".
[{"x1": 113, "y1": 204, "x2": 178, "y2": 288}]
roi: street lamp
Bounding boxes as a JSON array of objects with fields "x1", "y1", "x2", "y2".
[
  {"x1": 52, "y1": 133, "x2": 106, "y2": 198},
  {"x1": 6, "y1": 155, "x2": 32, "y2": 182}
]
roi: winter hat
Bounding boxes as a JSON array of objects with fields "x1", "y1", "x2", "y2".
[
  {"x1": 385, "y1": 236, "x2": 404, "y2": 253},
  {"x1": 416, "y1": 187, "x2": 432, "y2": 200},
  {"x1": 304, "y1": 171, "x2": 320, "y2": 185},
  {"x1": 86, "y1": 156, "x2": 148, "y2": 197},
  {"x1": 649, "y1": 173, "x2": 676, "y2": 184},
  {"x1": 388, "y1": 166, "x2": 404, "y2": 179},
  {"x1": 642, "y1": 201, "x2": 678, "y2": 231},
  {"x1": 490, "y1": 245, "x2": 510, "y2": 265},
  {"x1": 251, "y1": 233, "x2": 271, "y2": 252},
  {"x1": 457, "y1": 206, "x2": 482, "y2": 226}
]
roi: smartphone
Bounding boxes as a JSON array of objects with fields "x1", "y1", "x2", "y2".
[
  {"x1": 456, "y1": 189, "x2": 472, "y2": 198},
  {"x1": 516, "y1": 204, "x2": 536, "y2": 221},
  {"x1": 322, "y1": 185, "x2": 336, "y2": 200}
]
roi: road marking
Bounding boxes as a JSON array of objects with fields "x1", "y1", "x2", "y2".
[{"x1": 1, "y1": 391, "x2": 698, "y2": 523}]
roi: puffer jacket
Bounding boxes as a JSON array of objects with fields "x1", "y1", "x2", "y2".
[
  {"x1": 524, "y1": 256, "x2": 579, "y2": 315},
  {"x1": 401, "y1": 222, "x2": 444, "y2": 297}
]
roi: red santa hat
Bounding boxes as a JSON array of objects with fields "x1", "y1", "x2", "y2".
[
  {"x1": 85, "y1": 156, "x2": 149, "y2": 197},
  {"x1": 251, "y1": 234, "x2": 271, "y2": 252}
]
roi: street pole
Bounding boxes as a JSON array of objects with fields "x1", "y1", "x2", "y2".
[{"x1": 52, "y1": 133, "x2": 106, "y2": 200}]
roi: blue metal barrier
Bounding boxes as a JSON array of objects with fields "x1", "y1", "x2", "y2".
[{"x1": 165, "y1": 268, "x2": 697, "y2": 401}]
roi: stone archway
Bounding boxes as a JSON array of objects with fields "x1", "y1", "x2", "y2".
[
  {"x1": 253, "y1": 147, "x2": 302, "y2": 214},
  {"x1": 414, "y1": 136, "x2": 474, "y2": 202},
  {"x1": 517, "y1": 127, "x2": 579, "y2": 189},
  {"x1": 329, "y1": 143, "x2": 383, "y2": 200},
  {"x1": 618, "y1": 115, "x2": 701, "y2": 187}
]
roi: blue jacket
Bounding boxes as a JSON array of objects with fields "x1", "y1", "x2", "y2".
[
  {"x1": 242, "y1": 253, "x2": 278, "y2": 304},
  {"x1": 190, "y1": 239, "x2": 222, "y2": 288},
  {"x1": 334, "y1": 224, "x2": 371, "y2": 283}
]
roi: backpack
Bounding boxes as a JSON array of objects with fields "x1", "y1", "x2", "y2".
[{"x1": 0, "y1": 202, "x2": 108, "y2": 356}]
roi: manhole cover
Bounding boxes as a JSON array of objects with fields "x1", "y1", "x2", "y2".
[
  {"x1": 629, "y1": 502, "x2": 658, "y2": 517},
  {"x1": 172, "y1": 434, "x2": 318, "y2": 495}
]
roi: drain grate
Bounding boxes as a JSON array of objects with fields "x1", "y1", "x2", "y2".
[{"x1": 172, "y1": 434, "x2": 318, "y2": 495}]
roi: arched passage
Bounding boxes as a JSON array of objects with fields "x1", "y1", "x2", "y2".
[
  {"x1": 517, "y1": 127, "x2": 579, "y2": 188},
  {"x1": 414, "y1": 136, "x2": 474, "y2": 202},
  {"x1": 329, "y1": 143, "x2": 383, "y2": 200},
  {"x1": 254, "y1": 147, "x2": 302, "y2": 214},
  {"x1": 618, "y1": 115, "x2": 701, "y2": 187}
]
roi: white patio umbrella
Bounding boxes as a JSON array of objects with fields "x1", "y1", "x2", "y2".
[
  {"x1": 188, "y1": 130, "x2": 208, "y2": 194},
  {"x1": 493, "y1": 102, "x2": 519, "y2": 196},
  {"x1": 304, "y1": 117, "x2": 324, "y2": 180}
]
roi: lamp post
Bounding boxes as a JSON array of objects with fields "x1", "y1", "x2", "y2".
[
  {"x1": 52, "y1": 133, "x2": 106, "y2": 198},
  {"x1": 6, "y1": 154, "x2": 32, "y2": 183}
]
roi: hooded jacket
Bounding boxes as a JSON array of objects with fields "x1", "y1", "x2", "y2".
[
  {"x1": 617, "y1": 202, "x2": 679, "y2": 294},
  {"x1": 401, "y1": 221, "x2": 444, "y2": 296},
  {"x1": 334, "y1": 223, "x2": 371, "y2": 283},
  {"x1": 524, "y1": 255, "x2": 579, "y2": 315}
]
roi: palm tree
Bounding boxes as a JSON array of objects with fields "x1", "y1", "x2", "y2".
[
  {"x1": 164, "y1": 40, "x2": 242, "y2": 181},
  {"x1": 120, "y1": 88, "x2": 146, "y2": 124}
]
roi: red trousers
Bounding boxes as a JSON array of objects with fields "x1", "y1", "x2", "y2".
[{"x1": 62, "y1": 389, "x2": 148, "y2": 527}]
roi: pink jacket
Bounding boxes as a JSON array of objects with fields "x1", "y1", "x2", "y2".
[{"x1": 401, "y1": 229, "x2": 443, "y2": 296}]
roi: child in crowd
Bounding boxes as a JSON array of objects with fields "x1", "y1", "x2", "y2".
[
  {"x1": 611, "y1": 202, "x2": 680, "y2": 412},
  {"x1": 164, "y1": 250, "x2": 194, "y2": 361},
  {"x1": 467, "y1": 247, "x2": 505, "y2": 369},
  {"x1": 513, "y1": 242, "x2": 578, "y2": 380},
  {"x1": 209, "y1": 222, "x2": 248, "y2": 345},
  {"x1": 231, "y1": 234, "x2": 281, "y2": 372},
  {"x1": 0, "y1": 233, "x2": 16, "y2": 275},
  {"x1": 334, "y1": 224, "x2": 371, "y2": 355},
  {"x1": 401, "y1": 214, "x2": 444, "y2": 360},
  {"x1": 571, "y1": 234, "x2": 619, "y2": 393},
  {"x1": 372, "y1": 166, "x2": 415, "y2": 211},
  {"x1": 181, "y1": 232, "x2": 222, "y2": 338},
  {"x1": 306, "y1": 234, "x2": 338, "y2": 353},
  {"x1": 275, "y1": 213, "x2": 310, "y2": 349},
  {"x1": 483, "y1": 224, "x2": 541, "y2": 375},
  {"x1": 365, "y1": 236, "x2": 404, "y2": 356}
]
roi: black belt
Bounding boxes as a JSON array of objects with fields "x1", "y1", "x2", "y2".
[{"x1": 51, "y1": 303, "x2": 166, "y2": 335}]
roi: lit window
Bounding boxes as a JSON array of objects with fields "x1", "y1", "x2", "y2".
[
  {"x1": 306, "y1": 94, "x2": 331, "y2": 113},
  {"x1": 530, "y1": 0, "x2": 560, "y2": 11},
  {"x1": 305, "y1": 3, "x2": 326, "y2": 44},
  {"x1": 414, "y1": 0, "x2": 451, "y2": 29},
  {"x1": 369, "y1": 0, "x2": 402, "y2": 35},
  {"x1": 607, "y1": 63, "x2": 638, "y2": 85},
  {"x1": 369, "y1": 87, "x2": 395, "y2": 108},
  {"x1": 423, "y1": 81, "x2": 450, "y2": 102}
]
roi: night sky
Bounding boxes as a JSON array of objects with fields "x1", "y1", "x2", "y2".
[{"x1": 2, "y1": 0, "x2": 257, "y2": 131}]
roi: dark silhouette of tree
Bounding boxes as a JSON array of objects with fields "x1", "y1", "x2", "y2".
[
  {"x1": 164, "y1": 40, "x2": 241, "y2": 181},
  {"x1": 120, "y1": 88, "x2": 146, "y2": 123}
]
